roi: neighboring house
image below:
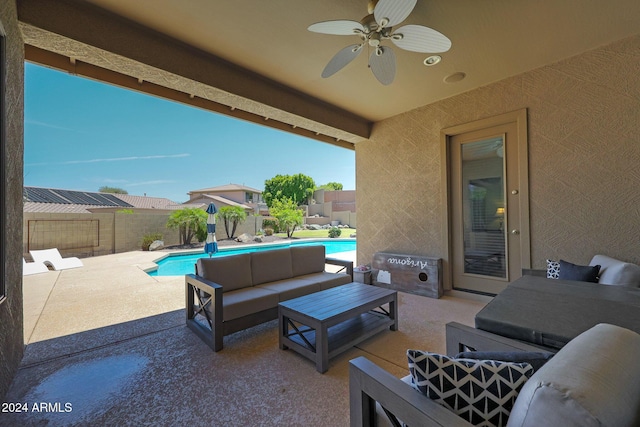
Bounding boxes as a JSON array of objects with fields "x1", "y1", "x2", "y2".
[
  {"x1": 314, "y1": 189, "x2": 356, "y2": 213},
  {"x1": 306, "y1": 189, "x2": 357, "y2": 228},
  {"x1": 186, "y1": 184, "x2": 268, "y2": 215}
]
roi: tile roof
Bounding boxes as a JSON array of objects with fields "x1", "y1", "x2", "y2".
[
  {"x1": 111, "y1": 194, "x2": 181, "y2": 210},
  {"x1": 189, "y1": 194, "x2": 252, "y2": 210},
  {"x1": 188, "y1": 183, "x2": 262, "y2": 194}
]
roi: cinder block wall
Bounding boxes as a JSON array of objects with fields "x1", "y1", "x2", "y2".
[{"x1": 23, "y1": 212, "x2": 181, "y2": 257}]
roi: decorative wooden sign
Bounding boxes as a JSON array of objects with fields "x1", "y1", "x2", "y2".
[{"x1": 371, "y1": 252, "x2": 443, "y2": 299}]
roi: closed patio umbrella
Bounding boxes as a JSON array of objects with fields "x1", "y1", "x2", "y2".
[{"x1": 205, "y1": 203, "x2": 218, "y2": 257}]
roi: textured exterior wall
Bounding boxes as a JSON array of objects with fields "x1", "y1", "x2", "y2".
[
  {"x1": 357, "y1": 35, "x2": 640, "y2": 272},
  {"x1": 0, "y1": 0, "x2": 24, "y2": 400},
  {"x1": 113, "y1": 213, "x2": 180, "y2": 252},
  {"x1": 23, "y1": 212, "x2": 181, "y2": 257}
]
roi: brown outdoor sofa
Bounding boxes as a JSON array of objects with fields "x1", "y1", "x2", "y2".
[{"x1": 185, "y1": 245, "x2": 353, "y2": 351}]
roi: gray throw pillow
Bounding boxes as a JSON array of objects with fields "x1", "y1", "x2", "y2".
[{"x1": 558, "y1": 259, "x2": 600, "y2": 282}]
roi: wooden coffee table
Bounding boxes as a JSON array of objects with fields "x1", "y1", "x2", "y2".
[{"x1": 278, "y1": 282, "x2": 398, "y2": 373}]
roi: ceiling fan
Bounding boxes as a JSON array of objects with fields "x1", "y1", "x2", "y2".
[{"x1": 308, "y1": 0, "x2": 451, "y2": 85}]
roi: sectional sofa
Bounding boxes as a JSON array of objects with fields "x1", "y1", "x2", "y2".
[{"x1": 350, "y1": 323, "x2": 640, "y2": 426}]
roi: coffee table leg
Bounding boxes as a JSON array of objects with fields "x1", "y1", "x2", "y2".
[
  {"x1": 316, "y1": 324, "x2": 329, "y2": 373},
  {"x1": 279, "y1": 313, "x2": 288, "y2": 350},
  {"x1": 390, "y1": 296, "x2": 398, "y2": 331}
]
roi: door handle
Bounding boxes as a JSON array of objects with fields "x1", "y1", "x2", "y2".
[{"x1": 511, "y1": 229, "x2": 520, "y2": 235}]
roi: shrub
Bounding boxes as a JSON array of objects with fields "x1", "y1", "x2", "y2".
[
  {"x1": 328, "y1": 227, "x2": 342, "y2": 238},
  {"x1": 195, "y1": 225, "x2": 208, "y2": 242},
  {"x1": 264, "y1": 228, "x2": 274, "y2": 236},
  {"x1": 141, "y1": 232, "x2": 163, "y2": 251},
  {"x1": 262, "y1": 218, "x2": 279, "y2": 233}
]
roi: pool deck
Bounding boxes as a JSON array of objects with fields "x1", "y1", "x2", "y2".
[{"x1": 6, "y1": 245, "x2": 486, "y2": 426}]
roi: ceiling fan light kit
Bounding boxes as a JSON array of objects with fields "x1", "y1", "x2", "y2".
[{"x1": 308, "y1": 0, "x2": 451, "y2": 85}]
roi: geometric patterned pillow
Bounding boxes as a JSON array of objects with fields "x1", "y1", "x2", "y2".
[
  {"x1": 546, "y1": 259, "x2": 560, "y2": 279},
  {"x1": 407, "y1": 350, "x2": 534, "y2": 427}
]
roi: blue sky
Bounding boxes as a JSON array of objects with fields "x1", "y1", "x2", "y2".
[{"x1": 24, "y1": 63, "x2": 355, "y2": 203}]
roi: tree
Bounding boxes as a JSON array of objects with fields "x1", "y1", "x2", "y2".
[
  {"x1": 166, "y1": 207, "x2": 207, "y2": 245},
  {"x1": 263, "y1": 173, "x2": 315, "y2": 207},
  {"x1": 269, "y1": 198, "x2": 304, "y2": 238},
  {"x1": 99, "y1": 186, "x2": 128, "y2": 194},
  {"x1": 318, "y1": 182, "x2": 343, "y2": 191},
  {"x1": 217, "y1": 206, "x2": 247, "y2": 239}
]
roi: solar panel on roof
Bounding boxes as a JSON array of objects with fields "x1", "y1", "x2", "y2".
[
  {"x1": 54, "y1": 189, "x2": 92, "y2": 205},
  {"x1": 24, "y1": 187, "x2": 133, "y2": 207},
  {"x1": 98, "y1": 193, "x2": 133, "y2": 207},
  {"x1": 25, "y1": 188, "x2": 69, "y2": 204}
]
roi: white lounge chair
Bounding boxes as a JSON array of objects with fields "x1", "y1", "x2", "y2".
[
  {"x1": 30, "y1": 248, "x2": 83, "y2": 271},
  {"x1": 22, "y1": 258, "x2": 50, "y2": 276}
]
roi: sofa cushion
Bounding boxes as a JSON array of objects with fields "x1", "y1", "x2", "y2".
[
  {"x1": 221, "y1": 287, "x2": 279, "y2": 322},
  {"x1": 590, "y1": 254, "x2": 640, "y2": 286},
  {"x1": 290, "y1": 245, "x2": 326, "y2": 277},
  {"x1": 256, "y1": 278, "x2": 322, "y2": 302},
  {"x1": 507, "y1": 323, "x2": 640, "y2": 427},
  {"x1": 296, "y1": 271, "x2": 352, "y2": 290},
  {"x1": 557, "y1": 259, "x2": 599, "y2": 282},
  {"x1": 197, "y1": 254, "x2": 252, "y2": 292},
  {"x1": 407, "y1": 350, "x2": 533, "y2": 427},
  {"x1": 250, "y1": 248, "x2": 293, "y2": 285}
]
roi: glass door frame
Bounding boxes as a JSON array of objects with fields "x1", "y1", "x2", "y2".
[{"x1": 440, "y1": 109, "x2": 531, "y2": 293}]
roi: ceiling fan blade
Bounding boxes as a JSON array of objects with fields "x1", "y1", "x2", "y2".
[
  {"x1": 369, "y1": 46, "x2": 396, "y2": 85},
  {"x1": 374, "y1": 0, "x2": 417, "y2": 28},
  {"x1": 391, "y1": 25, "x2": 452, "y2": 53},
  {"x1": 308, "y1": 20, "x2": 365, "y2": 35},
  {"x1": 321, "y1": 44, "x2": 364, "y2": 78}
]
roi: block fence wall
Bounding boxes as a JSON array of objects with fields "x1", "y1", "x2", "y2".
[{"x1": 22, "y1": 213, "x2": 274, "y2": 259}]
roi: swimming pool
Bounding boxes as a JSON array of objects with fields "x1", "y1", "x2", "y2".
[{"x1": 148, "y1": 239, "x2": 356, "y2": 276}]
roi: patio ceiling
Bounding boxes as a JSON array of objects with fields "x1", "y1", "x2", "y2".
[{"x1": 17, "y1": 0, "x2": 640, "y2": 148}]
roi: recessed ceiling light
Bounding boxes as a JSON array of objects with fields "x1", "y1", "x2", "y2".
[
  {"x1": 444, "y1": 72, "x2": 466, "y2": 83},
  {"x1": 423, "y1": 55, "x2": 442, "y2": 66}
]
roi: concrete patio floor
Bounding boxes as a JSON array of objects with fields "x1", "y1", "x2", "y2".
[{"x1": 4, "y1": 247, "x2": 486, "y2": 426}]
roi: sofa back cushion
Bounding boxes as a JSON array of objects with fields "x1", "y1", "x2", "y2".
[
  {"x1": 290, "y1": 245, "x2": 326, "y2": 277},
  {"x1": 590, "y1": 254, "x2": 640, "y2": 287},
  {"x1": 250, "y1": 248, "x2": 293, "y2": 286},
  {"x1": 197, "y1": 254, "x2": 252, "y2": 292},
  {"x1": 507, "y1": 323, "x2": 640, "y2": 427}
]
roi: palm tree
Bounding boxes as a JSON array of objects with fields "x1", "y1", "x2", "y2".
[
  {"x1": 218, "y1": 206, "x2": 247, "y2": 239},
  {"x1": 166, "y1": 207, "x2": 207, "y2": 244}
]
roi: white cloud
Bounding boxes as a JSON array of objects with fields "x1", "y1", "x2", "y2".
[
  {"x1": 63, "y1": 154, "x2": 190, "y2": 164},
  {"x1": 25, "y1": 153, "x2": 190, "y2": 167},
  {"x1": 25, "y1": 119, "x2": 82, "y2": 133}
]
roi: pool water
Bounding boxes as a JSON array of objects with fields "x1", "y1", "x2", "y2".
[{"x1": 148, "y1": 239, "x2": 356, "y2": 276}]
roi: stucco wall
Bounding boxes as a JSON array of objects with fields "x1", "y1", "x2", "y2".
[
  {"x1": 357, "y1": 35, "x2": 640, "y2": 273},
  {"x1": 0, "y1": 0, "x2": 24, "y2": 400}
]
